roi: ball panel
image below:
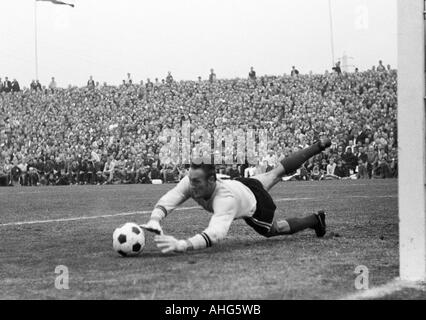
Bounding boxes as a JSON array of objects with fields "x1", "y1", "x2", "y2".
[
  {"x1": 118, "y1": 234, "x2": 127, "y2": 244},
  {"x1": 132, "y1": 226, "x2": 141, "y2": 235},
  {"x1": 132, "y1": 243, "x2": 142, "y2": 252}
]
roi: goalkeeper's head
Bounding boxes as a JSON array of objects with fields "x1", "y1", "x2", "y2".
[{"x1": 188, "y1": 162, "x2": 217, "y2": 199}]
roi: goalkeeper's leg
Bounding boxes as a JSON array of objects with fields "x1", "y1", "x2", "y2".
[
  {"x1": 265, "y1": 211, "x2": 326, "y2": 238},
  {"x1": 253, "y1": 138, "x2": 331, "y2": 191}
]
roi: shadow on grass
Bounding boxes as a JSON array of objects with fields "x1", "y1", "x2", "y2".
[{"x1": 129, "y1": 234, "x2": 335, "y2": 260}]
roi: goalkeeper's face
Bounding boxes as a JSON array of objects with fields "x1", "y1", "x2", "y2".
[{"x1": 188, "y1": 168, "x2": 216, "y2": 200}]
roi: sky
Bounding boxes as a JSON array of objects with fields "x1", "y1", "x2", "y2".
[{"x1": 0, "y1": 0, "x2": 397, "y2": 87}]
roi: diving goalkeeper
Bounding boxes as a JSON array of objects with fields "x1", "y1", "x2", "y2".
[{"x1": 141, "y1": 138, "x2": 331, "y2": 253}]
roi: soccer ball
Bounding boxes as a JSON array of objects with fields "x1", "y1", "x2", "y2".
[{"x1": 113, "y1": 222, "x2": 145, "y2": 257}]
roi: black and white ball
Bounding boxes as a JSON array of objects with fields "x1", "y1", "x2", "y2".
[{"x1": 113, "y1": 223, "x2": 145, "y2": 257}]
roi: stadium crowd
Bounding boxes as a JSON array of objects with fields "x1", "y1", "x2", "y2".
[{"x1": 0, "y1": 62, "x2": 397, "y2": 186}]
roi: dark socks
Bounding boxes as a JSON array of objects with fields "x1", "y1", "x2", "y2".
[
  {"x1": 267, "y1": 214, "x2": 319, "y2": 237},
  {"x1": 286, "y1": 215, "x2": 318, "y2": 234},
  {"x1": 280, "y1": 141, "x2": 323, "y2": 174}
]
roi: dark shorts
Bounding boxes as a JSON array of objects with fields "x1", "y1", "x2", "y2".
[{"x1": 235, "y1": 177, "x2": 277, "y2": 236}]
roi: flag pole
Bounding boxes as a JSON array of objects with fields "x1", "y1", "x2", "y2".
[
  {"x1": 34, "y1": 0, "x2": 39, "y2": 80},
  {"x1": 328, "y1": 0, "x2": 335, "y2": 67}
]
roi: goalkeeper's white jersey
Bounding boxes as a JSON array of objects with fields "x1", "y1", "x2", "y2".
[{"x1": 153, "y1": 176, "x2": 257, "y2": 244}]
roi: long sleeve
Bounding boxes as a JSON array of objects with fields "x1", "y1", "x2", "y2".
[
  {"x1": 204, "y1": 198, "x2": 236, "y2": 243},
  {"x1": 150, "y1": 176, "x2": 191, "y2": 221},
  {"x1": 187, "y1": 195, "x2": 237, "y2": 249}
]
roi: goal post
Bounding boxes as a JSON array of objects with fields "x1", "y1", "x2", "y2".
[{"x1": 398, "y1": 0, "x2": 426, "y2": 281}]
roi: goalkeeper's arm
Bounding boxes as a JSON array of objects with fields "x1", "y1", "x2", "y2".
[
  {"x1": 141, "y1": 176, "x2": 191, "y2": 233},
  {"x1": 154, "y1": 197, "x2": 236, "y2": 253}
]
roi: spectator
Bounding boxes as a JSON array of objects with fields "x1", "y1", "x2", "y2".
[
  {"x1": 366, "y1": 145, "x2": 378, "y2": 178},
  {"x1": 332, "y1": 61, "x2": 342, "y2": 74},
  {"x1": 45, "y1": 155, "x2": 56, "y2": 185},
  {"x1": 263, "y1": 150, "x2": 278, "y2": 168},
  {"x1": 291, "y1": 66, "x2": 299, "y2": 77},
  {"x1": 162, "y1": 163, "x2": 179, "y2": 183},
  {"x1": 357, "y1": 158, "x2": 369, "y2": 179},
  {"x1": 94, "y1": 157, "x2": 105, "y2": 185},
  {"x1": 374, "y1": 155, "x2": 392, "y2": 179},
  {"x1": 30, "y1": 80, "x2": 37, "y2": 91},
  {"x1": 11, "y1": 79, "x2": 20, "y2": 92},
  {"x1": 3, "y1": 159, "x2": 12, "y2": 185},
  {"x1": 249, "y1": 67, "x2": 256, "y2": 80},
  {"x1": 27, "y1": 157, "x2": 39, "y2": 186},
  {"x1": 323, "y1": 158, "x2": 339, "y2": 180},
  {"x1": 10, "y1": 159, "x2": 22, "y2": 186},
  {"x1": 310, "y1": 163, "x2": 322, "y2": 181},
  {"x1": 49, "y1": 77, "x2": 57, "y2": 92},
  {"x1": 86, "y1": 157, "x2": 96, "y2": 184},
  {"x1": 17, "y1": 157, "x2": 27, "y2": 185},
  {"x1": 318, "y1": 158, "x2": 327, "y2": 175},
  {"x1": 166, "y1": 71, "x2": 174, "y2": 85},
  {"x1": 146, "y1": 78, "x2": 153, "y2": 90},
  {"x1": 356, "y1": 125, "x2": 372, "y2": 145},
  {"x1": 334, "y1": 159, "x2": 348, "y2": 178},
  {"x1": 227, "y1": 163, "x2": 241, "y2": 179},
  {"x1": 377, "y1": 60, "x2": 386, "y2": 72},
  {"x1": 341, "y1": 146, "x2": 358, "y2": 174},
  {"x1": 135, "y1": 160, "x2": 151, "y2": 184},
  {"x1": 389, "y1": 156, "x2": 398, "y2": 178},
  {"x1": 298, "y1": 164, "x2": 310, "y2": 181},
  {"x1": 356, "y1": 146, "x2": 368, "y2": 164},
  {"x1": 176, "y1": 165, "x2": 188, "y2": 181},
  {"x1": 114, "y1": 154, "x2": 127, "y2": 183},
  {"x1": 244, "y1": 165, "x2": 256, "y2": 178},
  {"x1": 69, "y1": 157, "x2": 80, "y2": 185},
  {"x1": 87, "y1": 75, "x2": 95, "y2": 89},
  {"x1": 35, "y1": 80, "x2": 42, "y2": 91},
  {"x1": 102, "y1": 157, "x2": 115, "y2": 184},
  {"x1": 150, "y1": 163, "x2": 162, "y2": 181},
  {"x1": 124, "y1": 156, "x2": 136, "y2": 183},
  {"x1": 209, "y1": 68, "x2": 216, "y2": 83},
  {"x1": 3, "y1": 77, "x2": 12, "y2": 93},
  {"x1": 0, "y1": 159, "x2": 9, "y2": 186}
]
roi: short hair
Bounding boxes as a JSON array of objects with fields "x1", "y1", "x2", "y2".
[{"x1": 190, "y1": 162, "x2": 217, "y2": 181}]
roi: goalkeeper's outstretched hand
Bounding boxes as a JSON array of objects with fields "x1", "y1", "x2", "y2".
[
  {"x1": 154, "y1": 235, "x2": 187, "y2": 253},
  {"x1": 140, "y1": 219, "x2": 163, "y2": 235}
]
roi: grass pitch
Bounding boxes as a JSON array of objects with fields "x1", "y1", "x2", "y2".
[{"x1": 0, "y1": 179, "x2": 408, "y2": 299}]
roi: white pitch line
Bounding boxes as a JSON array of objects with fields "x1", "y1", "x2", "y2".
[
  {"x1": 0, "y1": 195, "x2": 397, "y2": 228},
  {"x1": 349, "y1": 195, "x2": 396, "y2": 198},
  {"x1": 340, "y1": 279, "x2": 426, "y2": 300},
  {"x1": 0, "y1": 206, "x2": 199, "y2": 227}
]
